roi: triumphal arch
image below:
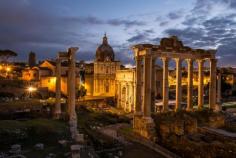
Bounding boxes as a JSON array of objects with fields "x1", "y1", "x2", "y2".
[{"x1": 132, "y1": 36, "x2": 218, "y2": 139}]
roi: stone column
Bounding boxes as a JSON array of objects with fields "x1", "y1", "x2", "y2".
[
  {"x1": 187, "y1": 59, "x2": 193, "y2": 111},
  {"x1": 209, "y1": 59, "x2": 217, "y2": 110},
  {"x1": 131, "y1": 83, "x2": 135, "y2": 112},
  {"x1": 68, "y1": 47, "x2": 78, "y2": 139},
  {"x1": 117, "y1": 83, "x2": 121, "y2": 108},
  {"x1": 67, "y1": 62, "x2": 71, "y2": 116},
  {"x1": 125, "y1": 84, "x2": 129, "y2": 112},
  {"x1": 151, "y1": 57, "x2": 156, "y2": 113},
  {"x1": 135, "y1": 56, "x2": 142, "y2": 115},
  {"x1": 197, "y1": 60, "x2": 204, "y2": 110},
  {"x1": 54, "y1": 58, "x2": 61, "y2": 119},
  {"x1": 175, "y1": 58, "x2": 182, "y2": 111},
  {"x1": 217, "y1": 70, "x2": 221, "y2": 103},
  {"x1": 143, "y1": 55, "x2": 152, "y2": 117},
  {"x1": 162, "y1": 57, "x2": 169, "y2": 112}
]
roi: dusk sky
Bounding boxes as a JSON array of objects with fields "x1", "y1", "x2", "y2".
[{"x1": 0, "y1": 0, "x2": 236, "y2": 66}]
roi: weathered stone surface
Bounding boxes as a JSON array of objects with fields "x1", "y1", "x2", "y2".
[
  {"x1": 71, "y1": 144, "x2": 82, "y2": 158},
  {"x1": 133, "y1": 116, "x2": 156, "y2": 140},
  {"x1": 208, "y1": 114, "x2": 225, "y2": 128},
  {"x1": 34, "y1": 143, "x2": 44, "y2": 150},
  {"x1": 45, "y1": 153, "x2": 56, "y2": 158},
  {"x1": 184, "y1": 117, "x2": 198, "y2": 134},
  {"x1": 9, "y1": 144, "x2": 21, "y2": 154},
  {"x1": 75, "y1": 134, "x2": 84, "y2": 143},
  {"x1": 58, "y1": 140, "x2": 68, "y2": 147}
]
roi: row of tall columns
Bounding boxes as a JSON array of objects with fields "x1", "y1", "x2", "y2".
[{"x1": 135, "y1": 56, "x2": 218, "y2": 113}]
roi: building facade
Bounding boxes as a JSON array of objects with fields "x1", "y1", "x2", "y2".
[{"x1": 93, "y1": 34, "x2": 120, "y2": 96}]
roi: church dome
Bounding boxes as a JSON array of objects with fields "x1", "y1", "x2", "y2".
[{"x1": 95, "y1": 34, "x2": 115, "y2": 62}]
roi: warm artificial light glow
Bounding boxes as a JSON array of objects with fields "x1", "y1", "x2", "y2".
[
  {"x1": 6, "y1": 66, "x2": 11, "y2": 72},
  {"x1": 27, "y1": 86, "x2": 37, "y2": 92}
]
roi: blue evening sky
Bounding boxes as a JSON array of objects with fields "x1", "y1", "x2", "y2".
[{"x1": 0, "y1": 0, "x2": 236, "y2": 66}]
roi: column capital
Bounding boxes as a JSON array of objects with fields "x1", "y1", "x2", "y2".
[
  {"x1": 210, "y1": 58, "x2": 217, "y2": 63},
  {"x1": 174, "y1": 58, "x2": 183, "y2": 63},
  {"x1": 196, "y1": 59, "x2": 205, "y2": 64},
  {"x1": 161, "y1": 57, "x2": 169, "y2": 62},
  {"x1": 135, "y1": 55, "x2": 142, "y2": 61},
  {"x1": 186, "y1": 58, "x2": 193, "y2": 63}
]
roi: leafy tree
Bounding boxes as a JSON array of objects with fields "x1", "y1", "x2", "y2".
[
  {"x1": 77, "y1": 85, "x2": 87, "y2": 100},
  {"x1": 0, "y1": 50, "x2": 17, "y2": 62}
]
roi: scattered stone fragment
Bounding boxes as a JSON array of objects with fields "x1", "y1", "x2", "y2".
[
  {"x1": 9, "y1": 144, "x2": 21, "y2": 154},
  {"x1": 118, "y1": 151, "x2": 123, "y2": 157},
  {"x1": 34, "y1": 143, "x2": 44, "y2": 150},
  {"x1": 75, "y1": 134, "x2": 84, "y2": 143},
  {"x1": 64, "y1": 152, "x2": 71, "y2": 157},
  {"x1": 71, "y1": 145, "x2": 82, "y2": 158},
  {"x1": 58, "y1": 140, "x2": 68, "y2": 147},
  {"x1": 45, "y1": 153, "x2": 56, "y2": 158},
  {"x1": 9, "y1": 154, "x2": 26, "y2": 158}
]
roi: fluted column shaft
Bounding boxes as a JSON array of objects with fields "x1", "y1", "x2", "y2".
[
  {"x1": 162, "y1": 57, "x2": 169, "y2": 112},
  {"x1": 209, "y1": 59, "x2": 217, "y2": 109},
  {"x1": 135, "y1": 56, "x2": 142, "y2": 114},
  {"x1": 151, "y1": 57, "x2": 156, "y2": 113},
  {"x1": 67, "y1": 62, "x2": 71, "y2": 116},
  {"x1": 187, "y1": 59, "x2": 193, "y2": 111},
  {"x1": 175, "y1": 58, "x2": 182, "y2": 111},
  {"x1": 131, "y1": 83, "x2": 135, "y2": 112},
  {"x1": 55, "y1": 58, "x2": 61, "y2": 118},
  {"x1": 198, "y1": 60, "x2": 204, "y2": 110},
  {"x1": 117, "y1": 83, "x2": 121, "y2": 108},
  {"x1": 217, "y1": 71, "x2": 221, "y2": 103},
  {"x1": 143, "y1": 55, "x2": 152, "y2": 117},
  {"x1": 68, "y1": 47, "x2": 78, "y2": 122}
]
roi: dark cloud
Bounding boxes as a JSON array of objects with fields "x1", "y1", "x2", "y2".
[
  {"x1": 167, "y1": 11, "x2": 183, "y2": 20},
  {"x1": 163, "y1": 0, "x2": 236, "y2": 66},
  {"x1": 159, "y1": 21, "x2": 168, "y2": 26},
  {"x1": 107, "y1": 19, "x2": 145, "y2": 27},
  {"x1": 127, "y1": 29, "x2": 154, "y2": 43},
  {"x1": 127, "y1": 34, "x2": 146, "y2": 43}
]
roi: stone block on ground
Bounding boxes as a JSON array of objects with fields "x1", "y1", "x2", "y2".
[
  {"x1": 75, "y1": 134, "x2": 84, "y2": 143},
  {"x1": 34, "y1": 143, "x2": 44, "y2": 150},
  {"x1": 71, "y1": 144, "x2": 83, "y2": 158},
  {"x1": 58, "y1": 140, "x2": 68, "y2": 147},
  {"x1": 9, "y1": 144, "x2": 21, "y2": 154}
]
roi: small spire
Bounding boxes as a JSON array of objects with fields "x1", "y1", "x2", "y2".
[{"x1": 103, "y1": 33, "x2": 108, "y2": 44}]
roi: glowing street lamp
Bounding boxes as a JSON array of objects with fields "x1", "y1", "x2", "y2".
[
  {"x1": 6, "y1": 66, "x2": 11, "y2": 72},
  {"x1": 27, "y1": 86, "x2": 37, "y2": 98}
]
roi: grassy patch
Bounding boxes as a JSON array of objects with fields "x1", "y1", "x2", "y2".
[
  {"x1": 0, "y1": 119, "x2": 70, "y2": 153},
  {"x1": 0, "y1": 99, "x2": 43, "y2": 112}
]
